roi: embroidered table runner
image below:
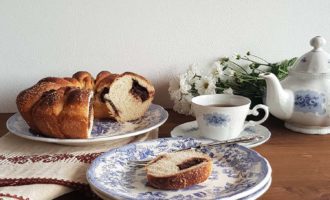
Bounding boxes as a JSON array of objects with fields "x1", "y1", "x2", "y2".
[{"x1": 0, "y1": 129, "x2": 158, "y2": 200}]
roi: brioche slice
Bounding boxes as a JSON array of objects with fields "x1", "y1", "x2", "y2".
[
  {"x1": 93, "y1": 71, "x2": 120, "y2": 119},
  {"x1": 146, "y1": 150, "x2": 212, "y2": 190},
  {"x1": 95, "y1": 71, "x2": 155, "y2": 121}
]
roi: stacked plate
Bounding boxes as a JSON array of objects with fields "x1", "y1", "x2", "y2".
[{"x1": 87, "y1": 137, "x2": 272, "y2": 200}]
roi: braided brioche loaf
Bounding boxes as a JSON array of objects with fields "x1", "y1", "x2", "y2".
[{"x1": 16, "y1": 71, "x2": 155, "y2": 139}]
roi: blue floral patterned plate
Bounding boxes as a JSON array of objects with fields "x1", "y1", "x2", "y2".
[
  {"x1": 90, "y1": 177, "x2": 272, "y2": 200},
  {"x1": 87, "y1": 137, "x2": 272, "y2": 200},
  {"x1": 6, "y1": 104, "x2": 168, "y2": 146},
  {"x1": 171, "y1": 121, "x2": 271, "y2": 148}
]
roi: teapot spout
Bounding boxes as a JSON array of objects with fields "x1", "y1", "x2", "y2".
[{"x1": 259, "y1": 73, "x2": 294, "y2": 120}]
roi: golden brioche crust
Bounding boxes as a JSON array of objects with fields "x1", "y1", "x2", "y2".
[
  {"x1": 58, "y1": 88, "x2": 93, "y2": 139},
  {"x1": 72, "y1": 71, "x2": 94, "y2": 90},
  {"x1": 31, "y1": 87, "x2": 68, "y2": 138},
  {"x1": 95, "y1": 71, "x2": 115, "y2": 88},
  {"x1": 31, "y1": 87, "x2": 93, "y2": 139},
  {"x1": 16, "y1": 81, "x2": 80, "y2": 131}
]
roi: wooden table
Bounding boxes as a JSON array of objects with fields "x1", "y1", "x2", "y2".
[{"x1": 1, "y1": 111, "x2": 330, "y2": 200}]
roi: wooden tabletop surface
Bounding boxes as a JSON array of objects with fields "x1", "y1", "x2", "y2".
[{"x1": 1, "y1": 111, "x2": 330, "y2": 200}]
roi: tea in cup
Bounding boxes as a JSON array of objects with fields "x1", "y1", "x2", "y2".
[{"x1": 192, "y1": 94, "x2": 269, "y2": 140}]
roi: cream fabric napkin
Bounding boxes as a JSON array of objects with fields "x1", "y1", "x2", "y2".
[{"x1": 0, "y1": 129, "x2": 158, "y2": 200}]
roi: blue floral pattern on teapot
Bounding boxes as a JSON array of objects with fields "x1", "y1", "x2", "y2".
[{"x1": 294, "y1": 90, "x2": 326, "y2": 115}]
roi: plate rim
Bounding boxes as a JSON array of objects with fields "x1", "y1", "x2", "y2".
[
  {"x1": 90, "y1": 176, "x2": 272, "y2": 200},
  {"x1": 240, "y1": 177, "x2": 272, "y2": 200},
  {"x1": 6, "y1": 104, "x2": 168, "y2": 145},
  {"x1": 86, "y1": 137, "x2": 272, "y2": 200},
  {"x1": 170, "y1": 120, "x2": 271, "y2": 148}
]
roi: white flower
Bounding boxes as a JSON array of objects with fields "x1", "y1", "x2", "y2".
[
  {"x1": 183, "y1": 93, "x2": 194, "y2": 102},
  {"x1": 179, "y1": 73, "x2": 192, "y2": 94},
  {"x1": 168, "y1": 76, "x2": 181, "y2": 101},
  {"x1": 182, "y1": 63, "x2": 201, "y2": 85},
  {"x1": 188, "y1": 63, "x2": 201, "y2": 76},
  {"x1": 169, "y1": 62, "x2": 237, "y2": 116},
  {"x1": 173, "y1": 98, "x2": 193, "y2": 115},
  {"x1": 169, "y1": 87, "x2": 181, "y2": 101},
  {"x1": 223, "y1": 87, "x2": 233, "y2": 94},
  {"x1": 177, "y1": 63, "x2": 203, "y2": 95},
  {"x1": 233, "y1": 52, "x2": 241, "y2": 60},
  {"x1": 168, "y1": 76, "x2": 179, "y2": 91},
  {"x1": 195, "y1": 76, "x2": 217, "y2": 95},
  {"x1": 210, "y1": 61, "x2": 236, "y2": 81},
  {"x1": 210, "y1": 61, "x2": 224, "y2": 77},
  {"x1": 224, "y1": 67, "x2": 235, "y2": 77}
]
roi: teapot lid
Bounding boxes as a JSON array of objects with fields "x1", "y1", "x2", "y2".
[{"x1": 290, "y1": 36, "x2": 330, "y2": 74}]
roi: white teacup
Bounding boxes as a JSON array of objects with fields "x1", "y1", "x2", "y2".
[{"x1": 192, "y1": 94, "x2": 269, "y2": 141}]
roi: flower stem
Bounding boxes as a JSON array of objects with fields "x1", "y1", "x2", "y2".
[
  {"x1": 240, "y1": 57, "x2": 271, "y2": 67},
  {"x1": 279, "y1": 69, "x2": 288, "y2": 74},
  {"x1": 227, "y1": 60, "x2": 249, "y2": 74},
  {"x1": 249, "y1": 53, "x2": 271, "y2": 64}
]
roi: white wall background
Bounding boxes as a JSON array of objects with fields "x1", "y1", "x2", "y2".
[{"x1": 1, "y1": 0, "x2": 330, "y2": 112}]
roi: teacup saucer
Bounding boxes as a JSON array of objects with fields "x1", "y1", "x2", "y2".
[{"x1": 170, "y1": 121, "x2": 271, "y2": 148}]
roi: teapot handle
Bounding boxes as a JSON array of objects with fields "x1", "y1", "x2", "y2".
[{"x1": 243, "y1": 104, "x2": 269, "y2": 129}]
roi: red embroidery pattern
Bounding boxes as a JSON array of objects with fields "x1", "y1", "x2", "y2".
[
  {"x1": 75, "y1": 153, "x2": 102, "y2": 164},
  {"x1": 6, "y1": 154, "x2": 74, "y2": 164},
  {"x1": 0, "y1": 193, "x2": 29, "y2": 200},
  {"x1": 0, "y1": 178, "x2": 87, "y2": 189},
  {"x1": 0, "y1": 152, "x2": 104, "y2": 164}
]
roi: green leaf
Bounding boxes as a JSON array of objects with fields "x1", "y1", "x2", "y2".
[
  {"x1": 215, "y1": 88, "x2": 224, "y2": 94},
  {"x1": 188, "y1": 83, "x2": 199, "y2": 96}
]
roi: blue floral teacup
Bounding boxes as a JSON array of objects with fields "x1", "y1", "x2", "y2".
[{"x1": 192, "y1": 94, "x2": 269, "y2": 140}]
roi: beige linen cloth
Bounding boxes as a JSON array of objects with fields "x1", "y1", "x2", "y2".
[{"x1": 0, "y1": 129, "x2": 158, "y2": 200}]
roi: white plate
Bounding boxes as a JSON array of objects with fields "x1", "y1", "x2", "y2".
[
  {"x1": 90, "y1": 177, "x2": 272, "y2": 200},
  {"x1": 6, "y1": 104, "x2": 168, "y2": 146},
  {"x1": 171, "y1": 121, "x2": 271, "y2": 148},
  {"x1": 240, "y1": 177, "x2": 271, "y2": 200},
  {"x1": 87, "y1": 137, "x2": 272, "y2": 200}
]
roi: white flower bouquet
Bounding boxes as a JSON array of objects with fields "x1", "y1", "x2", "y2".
[{"x1": 168, "y1": 52, "x2": 297, "y2": 115}]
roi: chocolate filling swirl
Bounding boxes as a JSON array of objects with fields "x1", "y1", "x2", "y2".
[
  {"x1": 177, "y1": 158, "x2": 208, "y2": 170},
  {"x1": 130, "y1": 79, "x2": 149, "y2": 102}
]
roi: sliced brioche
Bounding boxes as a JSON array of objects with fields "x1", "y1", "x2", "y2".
[
  {"x1": 93, "y1": 71, "x2": 120, "y2": 119},
  {"x1": 95, "y1": 71, "x2": 155, "y2": 121},
  {"x1": 146, "y1": 150, "x2": 212, "y2": 190}
]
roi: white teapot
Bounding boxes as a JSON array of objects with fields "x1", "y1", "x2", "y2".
[{"x1": 260, "y1": 36, "x2": 330, "y2": 134}]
